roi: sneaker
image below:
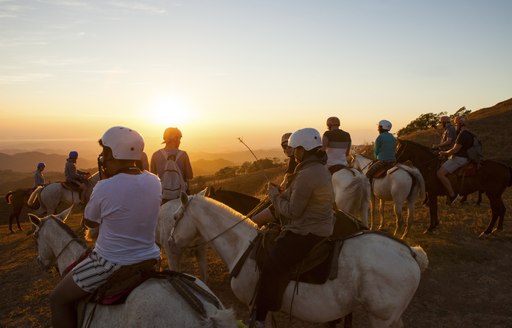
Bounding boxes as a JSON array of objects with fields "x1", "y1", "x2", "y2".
[{"x1": 448, "y1": 194, "x2": 461, "y2": 205}]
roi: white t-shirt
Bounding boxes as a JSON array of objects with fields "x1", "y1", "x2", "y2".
[{"x1": 84, "y1": 171, "x2": 162, "y2": 265}]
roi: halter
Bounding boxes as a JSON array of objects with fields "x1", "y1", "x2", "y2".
[
  {"x1": 171, "y1": 195, "x2": 252, "y2": 250},
  {"x1": 34, "y1": 217, "x2": 86, "y2": 275}
]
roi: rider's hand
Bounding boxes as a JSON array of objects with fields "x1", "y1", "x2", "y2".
[
  {"x1": 267, "y1": 182, "x2": 279, "y2": 198},
  {"x1": 431, "y1": 144, "x2": 439, "y2": 150}
]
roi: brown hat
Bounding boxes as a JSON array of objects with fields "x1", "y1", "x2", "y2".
[
  {"x1": 162, "y1": 127, "x2": 182, "y2": 144},
  {"x1": 281, "y1": 132, "x2": 292, "y2": 146}
]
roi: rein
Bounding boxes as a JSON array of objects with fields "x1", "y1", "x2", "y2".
[{"x1": 172, "y1": 195, "x2": 252, "y2": 250}]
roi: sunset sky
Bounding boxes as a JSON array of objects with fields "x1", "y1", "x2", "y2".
[{"x1": 1, "y1": 0, "x2": 511, "y2": 158}]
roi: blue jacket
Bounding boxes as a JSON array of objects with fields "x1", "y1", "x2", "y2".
[{"x1": 374, "y1": 131, "x2": 396, "y2": 161}]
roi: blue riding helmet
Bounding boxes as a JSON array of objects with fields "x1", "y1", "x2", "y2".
[
  {"x1": 37, "y1": 162, "x2": 46, "y2": 168},
  {"x1": 69, "y1": 151, "x2": 78, "y2": 159}
]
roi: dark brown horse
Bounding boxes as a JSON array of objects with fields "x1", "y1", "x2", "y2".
[
  {"x1": 204, "y1": 186, "x2": 262, "y2": 215},
  {"x1": 396, "y1": 139, "x2": 512, "y2": 237},
  {"x1": 5, "y1": 188, "x2": 39, "y2": 232}
]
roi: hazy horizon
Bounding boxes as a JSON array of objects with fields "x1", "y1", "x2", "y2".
[{"x1": 1, "y1": 1, "x2": 511, "y2": 153}]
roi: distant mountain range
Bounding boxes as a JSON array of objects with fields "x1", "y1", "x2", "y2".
[{"x1": 0, "y1": 149, "x2": 287, "y2": 176}]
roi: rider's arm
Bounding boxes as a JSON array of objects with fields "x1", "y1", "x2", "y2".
[{"x1": 441, "y1": 143, "x2": 462, "y2": 157}]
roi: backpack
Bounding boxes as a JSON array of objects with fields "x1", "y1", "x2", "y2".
[
  {"x1": 466, "y1": 132, "x2": 483, "y2": 164},
  {"x1": 160, "y1": 150, "x2": 187, "y2": 200}
]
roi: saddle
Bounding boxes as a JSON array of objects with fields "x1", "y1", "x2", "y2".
[
  {"x1": 328, "y1": 164, "x2": 347, "y2": 175},
  {"x1": 61, "y1": 181, "x2": 82, "y2": 192},
  {"x1": 246, "y1": 209, "x2": 368, "y2": 285},
  {"x1": 371, "y1": 162, "x2": 397, "y2": 179},
  {"x1": 78, "y1": 268, "x2": 222, "y2": 328},
  {"x1": 453, "y1": 162, "x2": 478, "y2": 177}
]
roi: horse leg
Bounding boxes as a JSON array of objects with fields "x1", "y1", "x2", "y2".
[
  {"x1": 479, "y1": 196, "x2": 499, "y2": 238},
  {"x1": 393, "y1": 202, "x2": 404, "y2": 238},
  {"x1": 492, "y1": 197, "x2": 506, "y2": 233},
  {"x1": 476, "y1": 191, "x2": 483, "y2": 205},
  {"x1": 424, "y1": 195, "x2": 439, "y2": 234},
  {"x1": 401, "y1": 202, "x2": 414, "y2": 239},
  {"x1": 378, "y1": 199, "x2": 385, "y2": 231},
  {"x1": 195, "y1": 244, "x2": 209, "y2": 283}
]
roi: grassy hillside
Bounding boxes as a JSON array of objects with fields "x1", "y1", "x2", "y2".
[{"x1": 401, "y1": 98, "x2": 512, "y2": 163}]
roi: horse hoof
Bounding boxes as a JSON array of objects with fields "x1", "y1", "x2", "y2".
[
  {"x1": 491, "y1": 228, "x2": 502, "y2": 235},
  {"x1": 478, "y1": 232, "x2": 491, "y2": 239}
]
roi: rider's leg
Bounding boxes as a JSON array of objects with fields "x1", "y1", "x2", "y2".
[
  {"x1": 437, "y1": 166, "x2": 455, "y2": 197},
  {"x1": 50, "y1": 272, "x2": 90, "y2": 328}
]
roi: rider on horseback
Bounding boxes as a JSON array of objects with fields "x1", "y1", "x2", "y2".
[
  {"x1": 34, "y1": 162, "x2": 46, "y2": 188},
  {"x1": 437, "y1": 116, "x2": 472, "y2": 204},
  {"x1": 250, "y1": 128, "x2": 334, "y2": 328},
  {"x1": 432, "y1": 116, "x2": 457, "y2": 151},
  {"x1": 64, "y1": 151, "x2": 90, "y2": 206},
  {"x1": 50, "y1": 126, "x2": 161, "y2": 328},
  {"x1": 322, "y1": 116, "x2": 352, "y2": 174},
  {"x1": 366, "y1": 120, "x2": 397, "y2": 182}
]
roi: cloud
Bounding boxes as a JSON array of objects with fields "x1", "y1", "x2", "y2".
[
  {"x1": 0, "y1": 1, "x2": 32, "y2": 18},
  {"x1": 0, "y1": 72, "x2": 53, "y2": 83},
  {"x1": 107, "y1": 1, "x2": 166, "y2": 14}
]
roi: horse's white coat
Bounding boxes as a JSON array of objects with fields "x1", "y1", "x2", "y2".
[
  {"x1": 29, "y1": 208, "x2": 236, "y2": 328},
  {"x1": 27, "y1": 172, "x2": 100, "y2": 215},
  {"x1": 156, "y1": 198, "x2": 209, "y2": 283},
  {"x1": 352, "y1": 155, "x2": 425, "y2": 239},
  {"x1": 331, "y1": 167, "x2": 371, "y2": 227},
  {"x1": 171, "y1": 192, "x2": 429, "y2": 327}
]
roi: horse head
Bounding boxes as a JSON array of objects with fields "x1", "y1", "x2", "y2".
[
  {"x1": 170, "y1": 191, "x2": 205, "y2": 254},
  {"x1": 396, "y1": 139, "x2": 439, "y2": 169},
  {"x1": 29, "y1": 206, "x2": 74, "y2": 272}
]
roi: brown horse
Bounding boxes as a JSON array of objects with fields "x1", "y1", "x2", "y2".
[
  {"x1": 396, "y1": 139, "x2": 512, "y2": 237},
  {"x1": 5, "y1": 188, "x2": 39, "y2": 232}
]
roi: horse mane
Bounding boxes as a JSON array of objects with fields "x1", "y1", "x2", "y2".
[
  {"x1": 41, "y1": 216, "x2": 88, "y2": 248},
  {"x1": 198, "y1": 195, "x2": 259, "y2": 229},
  {"x1": 398, "y1": 139, "x2": 434, "y2": 155}
]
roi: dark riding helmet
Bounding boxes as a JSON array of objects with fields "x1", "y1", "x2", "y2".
[
  {"x1": 37, "y1": 162, "x2": 46, "y2": 169},
  {"x1": 68, "y1": 151, "x2": 78, "y2": 159}
]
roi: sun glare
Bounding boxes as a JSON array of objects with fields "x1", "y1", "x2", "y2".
[{"x1": 147, "y1": 96, "x2": 192, "y2": 127}]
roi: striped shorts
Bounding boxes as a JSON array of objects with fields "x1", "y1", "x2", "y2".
[{"x1": 72, "y1": 252, "x2": 121, "y2": 293}]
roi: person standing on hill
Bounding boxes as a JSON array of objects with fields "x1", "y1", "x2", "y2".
[
  {"x1": 150, "y1": 127, "x2": 193, "y2": 203},
  {"x1": 432, "y1": 116, "x2": 457, "y2": 151},
  {"x1": 64, "y1": 151, "x2": 90, "y2": 205},
  {"x1": 34, "y1": 162, "x2": 46, "y2": 188},
  {"x1": 322, "y1": 116, "x2": 352, "y2": 174},
  {"x1": 366, "y1": 120, "x2": 396, "y2": 181},
  {"x1": 437, "y1": 116, "x2": 472, "y2": 204}
]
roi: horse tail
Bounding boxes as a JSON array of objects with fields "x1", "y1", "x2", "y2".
[
  {"x1": 5, "y1": 191, "x2": 13, "y2": 205},
  {"x1": 410, "y1": 245, "x2": 429, "y2": 273},
  {"x1": 399, "y1": 165, "x2": 426, "y2": 201},
  {"x1": 28, "y1": 186, "x2": 43, "y2": 207}
]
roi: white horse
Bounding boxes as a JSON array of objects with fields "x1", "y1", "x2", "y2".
[
  {"x1": 331, "y1": 167, "x2": 371, "y2": 227},
  {"x1": 352, "y1": 154, "x2": 425, "y2": 239},
  {"x1": 170, "y1": 191, "x2": 428, "y2": 328},
  {"x1": 156, "y1": 198, "x2": 209, "y2": 283},
  {"x1": 28, "y1": 172, "x2": 100, "y2": 216},
  {"x1": 29, "y1": 207, "x2": 237, "y2": 328}
]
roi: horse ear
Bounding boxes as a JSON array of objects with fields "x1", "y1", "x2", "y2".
[
  {"x1": 198, "y1": 188, "x2": 208, "y2": 197},
  {"x1": 180, "y1": 191, "x2": 189, "y2": 205},
  {"x1": 56, "y1": 206, "x2": 74, "y2": 222},
  {"x1": 29, "y1": 214, "x2": 41, "y2": 227}
]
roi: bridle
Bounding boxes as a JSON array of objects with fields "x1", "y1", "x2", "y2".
[
  {"x1": 34, "y1": 217, "x2": 85, "y2": 275},
  {"x1": 171, "y1": 195, "x2": 252, "y2": 250}
]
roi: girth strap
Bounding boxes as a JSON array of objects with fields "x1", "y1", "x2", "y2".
[{"x1": 153, "y1": 271, "x2": 222, "y2": 318}]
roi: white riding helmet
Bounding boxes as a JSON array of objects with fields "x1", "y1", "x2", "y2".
[
  {"x1": 288, "y1": 128, "x2": 322, "y2": 151},
  {"x1": 101, "y1": 126, "x2": 144, "y2": 160},
  {"x1": 378, "y1": 120, "x2": 392, "y2": 131}
]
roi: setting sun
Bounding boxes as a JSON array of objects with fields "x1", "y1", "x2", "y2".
[{"x1": 147, "y1": 96, "x2": 193, "y2": 127}]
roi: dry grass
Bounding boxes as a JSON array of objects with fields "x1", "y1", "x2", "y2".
[{"x1": 1, "y1": 186, "x2": 512, "y2": 327}]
